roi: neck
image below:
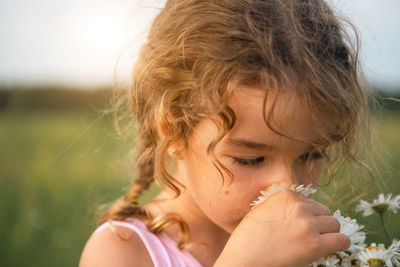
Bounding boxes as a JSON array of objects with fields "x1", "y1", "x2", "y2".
[{"x1": 144, "y1": 188, "x2": 230, "y2": 266}]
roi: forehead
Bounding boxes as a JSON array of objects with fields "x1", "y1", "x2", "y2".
[{"x1": 227, "y1": 87, "x2": 334, "y2": 146}]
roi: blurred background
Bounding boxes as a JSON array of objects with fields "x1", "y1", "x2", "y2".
[{"x1": 0, "y1": 0, "x2": 399, "y2": 266}]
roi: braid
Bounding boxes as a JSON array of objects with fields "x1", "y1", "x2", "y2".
[
  {"x1": 127, "y1": 128, "x2": 157, "y2": 204},
  {"x1": 98, "y1": 126, "x2": 191, "y2": 247},
  {"x1": 98, "y1": 129, "x2": 156, "y2": 224}
]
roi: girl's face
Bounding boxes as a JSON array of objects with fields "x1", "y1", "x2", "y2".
[{"x1": 177, "y1": 88, "x2": 332, "y2": 233}]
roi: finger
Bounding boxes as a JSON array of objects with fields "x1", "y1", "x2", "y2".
[
  {"x1": 265, "y1": 190, "x2": 330, "y2": 217},
  {"x1": 319, "y1": 233, "x2": 351, "y2": 255},
  {"x1": 313, "y1": 216, "x2": 340, "y2": 234},
  {"x1": 300, "y1": 197, "x2": 331, "y2": 216}
]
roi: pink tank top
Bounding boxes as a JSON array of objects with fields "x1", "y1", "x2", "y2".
[{"x1": 93, "y1": 218, "x2": 203, "y2": 267}]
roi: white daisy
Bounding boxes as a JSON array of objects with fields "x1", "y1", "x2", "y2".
[
  {"x1": 250, "y1": 183, "x2": 317, "y2": 208},
  {"x1": 356, "y1": 194, "x2": 400, "y2": 217},
  {"x1": 308, "y1": 251, "x2": 353, "y2": 267},
  {"x1": 336, "y1": 251, "x2": 353, "y2": 267},
  {"x1": 290, "y1": 184, "x2": 318, "y2": 197},
  {"x1": 388, "y1": 239, "x2": 400, "y2": 266},
  {"x1": 325, "y1": 255, "x2": 341, "y2": 267},
  {"x1": 309, "y1": 211, "x2": 365, "y2": 267},
  {"x1": 308, "y1": 254, "x2": 340, "y2": 267},
  {"x1": 250, "y1": 183, "x2": 288, "y2": 208},
  {"x1": 333, "y1": 210, "x2": 366, "y2": 253},
  {"x1": 358, "y1": 243, "x2": 393, "y2": 267}
]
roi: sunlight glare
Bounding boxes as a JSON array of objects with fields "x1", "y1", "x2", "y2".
[{"x1": 61, "y1": 5, "x2": 133, "y2": 85}]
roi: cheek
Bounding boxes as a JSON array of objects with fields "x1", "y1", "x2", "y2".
[
  {"x1": 188, "y1": 162, "x2": 256, "y2": 229},
  {"x1": 206, "y1": 186, "x2": 256, "y2": 232},
  {"x1": 182, "y1": 145, "x2": 258, "y2": 229},
  {"x1": 189, "y1": 163, "x2": 255, "y2": 210},
  {"x1": 211, "y1": 171, "x2": 260, "y2": 212}
]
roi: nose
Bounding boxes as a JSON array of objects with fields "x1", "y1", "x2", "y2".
[{"x1": 260, "y1": 159, "x2": 299, "y2": 188}]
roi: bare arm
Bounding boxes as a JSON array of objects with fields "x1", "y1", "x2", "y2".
[{"x1": 79, "y1": 225, "x2": 154, "y2": 267}]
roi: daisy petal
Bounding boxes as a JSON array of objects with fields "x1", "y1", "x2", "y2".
[{"x1": 250, "y1": 183, "x2": 317, "y2": 208}]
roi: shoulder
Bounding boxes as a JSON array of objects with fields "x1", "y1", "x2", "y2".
[{"x1": 79, "y1": 222, "x2": 154, "y2": 267}]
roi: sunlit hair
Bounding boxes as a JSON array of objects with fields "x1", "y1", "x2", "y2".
[{"x1": 100, "y1": 0, "x2": 374, "y2": 248}]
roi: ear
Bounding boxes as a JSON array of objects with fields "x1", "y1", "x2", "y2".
[
  {"x1": 155, "y1": 109, "x2": 185, "y2": 159},
  {"x1": 167, "y1": 141, "x2": 185, "y2": 160}
]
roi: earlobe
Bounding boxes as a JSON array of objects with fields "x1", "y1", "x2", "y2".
[
  {"x1": 168, "y1": 142, "x2": 184, "y2": 160},
  {"x1": 168, "y1": 146, "x2": 177, "y2": 157},
  {"x1": 154, "y1": 110, "x2": 185, "y2": 159}
]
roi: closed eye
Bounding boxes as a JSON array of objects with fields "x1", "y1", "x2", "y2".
[
  {"x1": 299, "y1": 149, "x2": 326, "y2": 161},
  {"x1": 232, "y1": 156, "x2": 265, "y2": 167}
]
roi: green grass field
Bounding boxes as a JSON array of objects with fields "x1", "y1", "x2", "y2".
[{"x1": 0, "y1": 110, "x2": 399, "y2": 267}]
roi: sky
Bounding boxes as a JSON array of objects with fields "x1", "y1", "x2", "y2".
[{"x1": 0, "y1": 0, "x2": 399, "y2": 90}]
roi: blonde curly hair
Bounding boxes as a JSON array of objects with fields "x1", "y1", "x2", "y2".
[{"x1": 100, "y1": 0, "x2": 373, "y2": 249}]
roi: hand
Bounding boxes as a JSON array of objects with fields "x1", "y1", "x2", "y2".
[{"x1": 214, "y1": 190, "x2": 350, "y2": 267}]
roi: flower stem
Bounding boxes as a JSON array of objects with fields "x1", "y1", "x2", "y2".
[{"x1": 378, "y1": 212, "x2": 391, "y2": 243}]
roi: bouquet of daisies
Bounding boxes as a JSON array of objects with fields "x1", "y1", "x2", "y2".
[{"x1": 251, "y1": 184, "x2": 400, "y2": 267}]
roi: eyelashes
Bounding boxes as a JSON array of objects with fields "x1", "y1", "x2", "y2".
[
  {"x1": 232, "y1": 149, "x2": 326, "y2": 167},
  {"x1": 232, "y1": 156, "x2": 265, "y2": 166},
  {"x1": 298, "y1": 150, "x2": 326, "y2": 162}
]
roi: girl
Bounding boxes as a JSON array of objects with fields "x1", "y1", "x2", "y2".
[{"x1": 80, "y1": 0, "x2": 371, "y2": 266}]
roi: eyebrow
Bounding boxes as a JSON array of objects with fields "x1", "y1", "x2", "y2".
[{"x1": 225, "y1": 138, "x2": 276, "y2": 150}]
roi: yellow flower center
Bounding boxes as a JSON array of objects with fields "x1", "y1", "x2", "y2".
[
  {"x1": 372, "y1": 203, "x2": 389, "y2": 214},
  {"x1": 368, "y1": 258, "x2": 386, "y2": 267}
]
